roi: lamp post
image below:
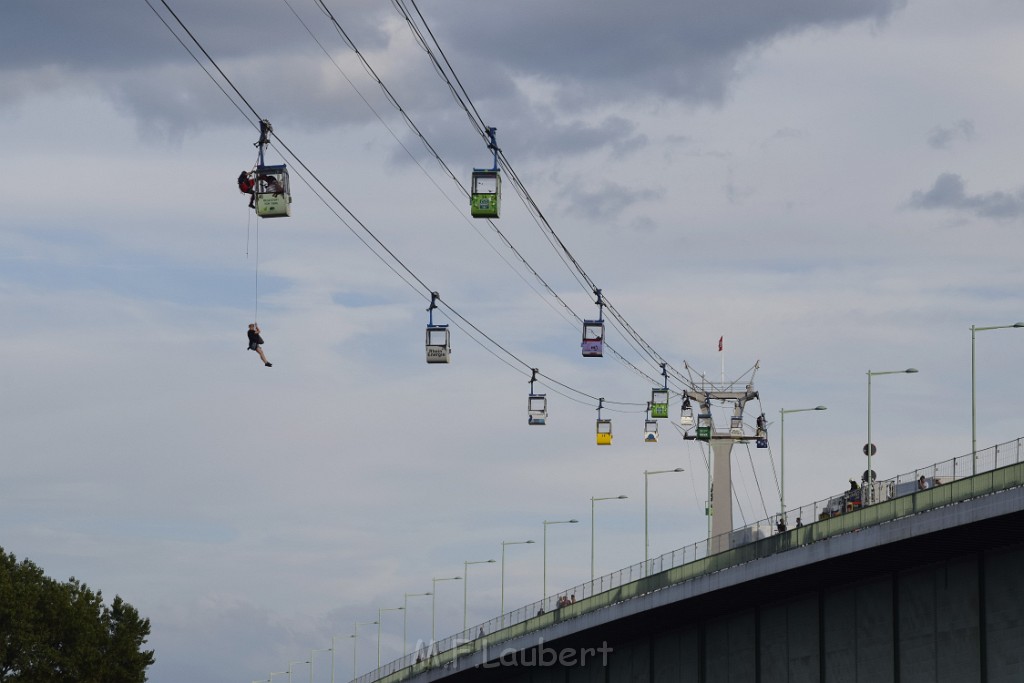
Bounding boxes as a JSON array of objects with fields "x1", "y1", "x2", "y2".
[
  {"x1": 644, "y1": 470, "x2": 683, "y2": 574},
  {"x1": 377, "y1": 606, "x2": 404, "y2": 668},
  {"x1": 542, "y1": 519, "x2": 578, "y2": 601},
  {"x1": 309, "y1": 648, "x2": 330, "y2": 683},
  {"x1": 352, "y1": 620, "x2": 377, "y2": 679},
  {"x1": 866, "y1": 369, "x2": 918, "y2": 504},
  {"x1": 287, "y1": 660, "x2": 309, "y2": 683},
  {"x1": 402, "y1": 591, "x2": 431, "y2": 657},
  {"x1": 779, "y1": 406, "x2": 826, "y2": 517},
  {"x1": 500, "y1": 540, "x2": 534, "y2": 624},
  {"x1": 463, "y1": 559, "x2": 495, "y2": 630},
  {"x1": 972, "y1": 322, "x2": 1024, "y2": 474},
  {"x1": 329, "y1": 634, "x2": 349, "y2": 683},
  {"x1": 431, "y1": 576, "x2": 461, "y2": 643},
  {"x1": 591, "y1": 495, "x2": 627, "y2": 580}
]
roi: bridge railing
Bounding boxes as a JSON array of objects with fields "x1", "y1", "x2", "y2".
[{"x1": 354, "y1": 437, "x2": 1024, "y2": 683}]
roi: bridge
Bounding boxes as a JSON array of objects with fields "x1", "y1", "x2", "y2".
[{"x1": 358, "y1": 439, "x2": 1024, "y2": 683}]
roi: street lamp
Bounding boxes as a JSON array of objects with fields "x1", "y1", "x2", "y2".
[
  {"x1": 779, "y1": 406, "x2": 826, "y2": 517},
  {"x1": 866, "y1": 369, "x2": 918, "y2": 503},
  {"x1": 402, "y1": 591, "x2": 431, "y2": 657},
  {"x1": 287, "y1": 660, "x2": 309, "y2": 683},
  {"x1": 591, "y1": 495, "x2": 627, "y2": 580},
  {"x1": 309, "y1": 648, "x2": 330, "y2": 683},
  {"x1": 463, "y1": 559, "x2": 495, "y2": 630},
  {"x1": 431, "y1": 576, "x2": 461, "y2": 643},
  {"x1": 377, "y1": 606, "x2": 404, "y2": 668},
  {"x1": 352, "y1": 620, "x2": 377, "y2": 679},
  {"x1": 972, "y1": 322, "x2": 1024, "y2": 474},
  {"x1": 644, "y1": 470, "x2": 683, "y2": 573},
  {"x1": 543, "y1": 519, "x2": 578, "y2": 600},
  {"x1": 329, "y1": 635, "x2": 349, "y2": 683},
  {"x1": 500, "y1": 540, "x2": 534, "y2": 624}
]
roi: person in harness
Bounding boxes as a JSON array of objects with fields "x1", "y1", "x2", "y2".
[
  {"x1": 238, "y1": 171, "x2": 256, "y2": 208},
  {"x1": 247, "y1": 323, "x2": 272, "y2": 367}
]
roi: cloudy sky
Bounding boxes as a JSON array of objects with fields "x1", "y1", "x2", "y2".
[{"x1": 4, "y1": 0, "x2": 1024, "y2": 681}]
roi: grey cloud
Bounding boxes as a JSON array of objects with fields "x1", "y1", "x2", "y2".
[
  {"x1": 927, "y1": 119, "x2": 975, "y2": 149},
  {"x1": 908, "y1": 173, "x2": 1024, "y2": 220},
  {"x1": 562, "y1": 180, "x2": 663, "y2": 221},
  {"x1": 435, "y1": 0, "x2": 905, "y2": 106},
  {"x1": 1, "y1": 0, "x2": 906, "y2": 146}
]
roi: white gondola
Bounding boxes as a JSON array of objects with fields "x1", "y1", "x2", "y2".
[
  {"x1": 644, "y1": 419, "x2": 659, "y2": 443},
  {"x1": 528, "y1": 394, "x2": 548, "y2": 425},
  {"x1": 254, "y1": 164, "x2": 291, "y2": 218},
  {"x1": 680, "y1": 400, "x2": 694, "y2": 427},
  {"x1": 425, "y1": 324, "x2": 450, "y2": 364},
  {"x1": 730, "y1": 415, "x2": 744, "y2": 436}
]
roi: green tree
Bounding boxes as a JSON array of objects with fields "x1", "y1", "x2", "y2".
[{"x1": 0, "y1": 547, "x2": 154, "y2": 682}]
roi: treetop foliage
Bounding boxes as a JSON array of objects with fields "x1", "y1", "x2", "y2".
[{"x1": 0, "y1": 547, "x2": 155, "y2": 683}]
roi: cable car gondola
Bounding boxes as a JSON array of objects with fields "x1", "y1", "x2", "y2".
[
  {"x1": 527, "y1": 369, "x2": 547, "y2": 425},
  {"x1": 425, "y1": 292, "x2": 451, "y2": 364},
  {"x1": 254, "y1": 164, "x2": 291, "y2": 218},
  {"x1": 470, "y1": 127, "x2": 501, "y2": 218},
  {"x1": 644, "y1": 419, "x2": 659, "y2": 443},
  {"x1": 245, "y1": 119, "x2": 292, "y2": 218},
  {"x1": 596, "y1": 398, "x2": 612, "y2": 445},
  {"x1": 651, "y1": 387, "x2": 667, "y2": 419},
  {"x1": 680, "y1": 397, "x2": 694, "y2": 427},
  {"x1": 581, "y1": 289, "x2": 606, "y2": 357},
  {"x1": 697, "y1": 413, "x2": 712, "y2": 441},
  {"x1": 581, "y1": 320, "x2": 605, "y2": 357}
]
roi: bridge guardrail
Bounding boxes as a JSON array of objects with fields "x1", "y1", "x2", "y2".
[{"x1": 356, "y1": 438, "x2": 1024, "y2": 683}]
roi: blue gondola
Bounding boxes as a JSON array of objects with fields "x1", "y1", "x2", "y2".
[{"x1": 644, "y1": 419, "x2": 659, "y2": 443}]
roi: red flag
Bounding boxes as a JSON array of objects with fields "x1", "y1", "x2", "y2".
[{"x1": 718, "y1": 336, "x2": 723, "y2": 352}]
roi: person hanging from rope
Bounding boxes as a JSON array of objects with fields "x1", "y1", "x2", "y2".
[
  {"x1": 247, "y1": 323, "x2": 272, "y2": 367},
  {"x1": 237, "y1": 171, "x2": 256, "y2": 208}
]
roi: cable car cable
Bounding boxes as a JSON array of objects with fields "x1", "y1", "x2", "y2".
[
  {"x1": 148, "y1": 0, "x2": 653, "y2": 415},
  {"x1": 391, "y1": 1, "x2": 696, "y2": 386}
]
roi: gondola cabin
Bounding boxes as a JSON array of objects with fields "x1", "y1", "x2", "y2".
[
  {"x1": 730, "y1": 415, "x2": 744, "y2": 436},
  {"x1": 254, "y1": 164, "x2": 291, "y2": 218},
  {"x1": 650, "y1": 389, "x2": 669, "y2": 419},
  {"x1": 528, "y1": 394, "x2": 548, "y2": 425},
  {"x1": 425, "y1": 324, "x2": 451, "y2": 363},
  {"x1": 644, "y1": 419, "x2": 659, "y2": 443},
  {"x1": 581, "y1": 320, "x2": 605, "y2": 357},
  {"x1": 696, "y1": 414, "x2": 712, "y2": 441},
  {"x1": 470, "y1": 169, "x2": 500, "y2": 218},
  {"x1": 680, "y1": 403, "x2": 694, "y2": 427},
  {"x1": 596, "y1": 418, "x2": 613, "y2": 445}
]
